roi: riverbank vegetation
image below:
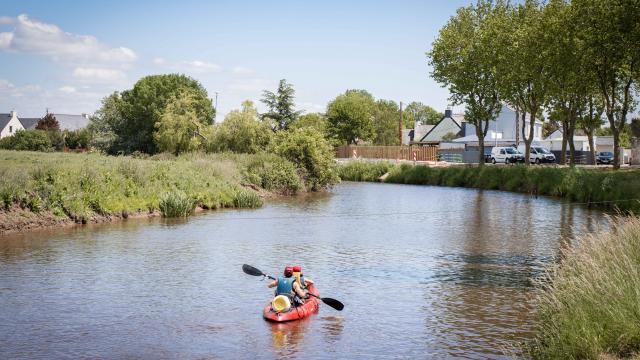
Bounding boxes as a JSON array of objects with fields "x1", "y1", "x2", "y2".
[
  {"x1": 337, "y1": 161, "x2": 640, "y2": 213},
  {"x1": 527, "y1": 217, "x2": 640, "y2": 359},
  {"x1": 0, "y1": 151, "x2": 305, "y2": 231}
]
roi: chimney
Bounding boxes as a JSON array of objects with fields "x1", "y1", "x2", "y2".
[
  {"x1": 444, "y1": 108, "x2": 453, "y2": 118},
  {"x1": 10, "y1": 110, "x2": 16, "y2": 118}
]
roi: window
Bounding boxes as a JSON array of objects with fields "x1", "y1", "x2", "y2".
[
  {"x1": 9, "y1": 126, "x2": 12, "y2": 133},
  {"x1": 500, "y1": 149, "x2": 505, "y2": 155}
]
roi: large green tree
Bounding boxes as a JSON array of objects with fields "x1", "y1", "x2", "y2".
[
  {"x1": 209, "y1": 100, "x2": 272, "y2": 154},
  {"x1": 261, "y1": 79, "x2": 302, "y2": 131},
  {"x1": 572, "y1": 0, "x2": 640, "y2": 169},
  {"x1": 154, "y1": 91, "x2": 206, "y2": 155},
  {"x1": 429, "y1": 0, "x2": 506, "y2": 165},
  {"x1": 403, "y1": 102, "x2": 442, "y2": 128},
  {"x1": 579, "y1": 94, "x2": 605, "y2": 165},
  {"x1": 290, "y1": 112, "x2": 328, "y2": 135},
  {"x1": 104, "y1": 74, "x2": 214, "y2": 154},
  {"x1": 372, "y1": 99, "x2": 401, "y2": 145},
  {"x1": 326, "y1": 90, "x2": 376, "y2": 144}
]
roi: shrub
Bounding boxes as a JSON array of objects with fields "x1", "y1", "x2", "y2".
[
  {"x1": 270, "y1": 128, "x2": 339, "y2": 191},
  {"x1": 64, "y1": 128, "x2": 92, "y2": 149},
  {"x1": 233, "y1": 188, "x2": 263, "y2": 208},
  {"x1": 243, "y1": 155, "x2": 302, "y2": 195},
  {"x1": 527, "y1": 217, "x2": 640, "y2": 359},
  {"x1": 0, "y1": 130, "x2": 53, "y2": 152},
  {"x1": 159, "y1": 191, "x2": 195, "y2": 217}
]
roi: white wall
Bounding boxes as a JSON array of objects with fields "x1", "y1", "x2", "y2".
[
  {"x1": 0, "y1": 112, "x2": 25, "y2": 139},
  {"x1": 463, "y1": 104, "x2": 542, "y2": 141}
]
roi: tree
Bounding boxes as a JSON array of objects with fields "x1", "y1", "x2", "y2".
[
  {"x1": 494, "y1": 0, "x2": 552, "y2": 165},
  {"x1": 572, "y1": 0, "x2": 640, "y2": 168},
  {"x1": 154, "y1": 91, "x2": 206, "y2": 155},
  {"x1": 261, "y1": 79, "x2": 302, "y2": 131},
  {"x1": 209, "y1": 100, "x2": 272, "y2": 154},
  {"x1": 403, "y1": 102, "x2": 442, "y2": 127},
  {"x1": 269, "y1": 128, "x2": 339, "y2": 191},
  {"x1": 372, "y1": 99, "x2": 401, "y2": 145},
  {"x1": 579, "y1": 94, "x2": 605, "y2": 165},
  {"x1": 88, "y1": 92, "x2": 124, "y2": 153},
  {"x1": 290, "y1": 113, "x2": 328, "y2": 135},
  {"x1": 36, "y1": 113, "x2": 60, "y2": 131},
  {"x1": 326, "y1": 90, "x2": 376, "y2": 144},
  {"x1": 115, "y1": 74, "x2": 214, "y2": 154},
  {"x1": 429, "y1": 0, "x2": 505, "y2": 165}
]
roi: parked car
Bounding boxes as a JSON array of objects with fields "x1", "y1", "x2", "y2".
[
  {"x1": 516, "y1": 145, "x2": 556, "y2": 164},
  {"x1": 596, "y1": 151, "x2": 614, "y2": 165},
  {"x1": 491, "y1": 146, "x2": 525, "y2": 164}
]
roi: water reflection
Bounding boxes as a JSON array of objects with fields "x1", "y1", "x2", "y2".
[{"x1": 0, "y1": 183, "x2": 610, "y2": 359}]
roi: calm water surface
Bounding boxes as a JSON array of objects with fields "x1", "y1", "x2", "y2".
[{"x1": 0, "y1": 183, "x2": 608, "y2": 359}]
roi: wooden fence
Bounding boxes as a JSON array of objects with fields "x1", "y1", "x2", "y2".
[{"x1": 335, "y1": 145, "x2": 438, "y2": 161}]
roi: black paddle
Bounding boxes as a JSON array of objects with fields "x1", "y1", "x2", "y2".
[{"x1": 242, "y1": 264, "x2": 344, "y2": 311}]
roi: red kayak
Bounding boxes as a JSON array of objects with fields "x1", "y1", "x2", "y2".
[{"x1": 263, "y1": 284, "x2": 321, "y2": 322}]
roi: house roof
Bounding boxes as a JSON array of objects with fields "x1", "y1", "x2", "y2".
[
  {"x1": 419, "y1": 116, "x2": 462, "y2": 142},
  {"x1": 19, "y1": 118, "x2": 39, "y2": 130},
  {"x1": 0, "y1": 113, "x2": 11, "y2": 131},
  {"x1": 53, "y1": 114, "x2": 90, "y2": 131}
]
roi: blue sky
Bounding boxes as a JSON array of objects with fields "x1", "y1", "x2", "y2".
[{"x1": 0, "y1": 0, "x2": 473, "y2": 118}]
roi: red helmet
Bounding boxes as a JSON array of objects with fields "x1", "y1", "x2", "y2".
[
  {"x1": 293, "y1": 266, "x2": 301, "y2": 272},
  {"x1": 284, "y1": 266, "x2": 293, "y2": 277}
]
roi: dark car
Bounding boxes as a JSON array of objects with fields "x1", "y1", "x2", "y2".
[{"x1": 596, "y1": 151, "x2": 614, "y2": 165}]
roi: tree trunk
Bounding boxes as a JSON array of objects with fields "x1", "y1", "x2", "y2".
[
  {"x1": 561, "y1": 121, "x2": 568, "y2": 165},
  {"x1": 613, "y1": 127, "x2": 621, "y2": 169},
  {"x1": 478, "y1": 132, "x2": 485, "y2": 166},
  {"x1": 515, "y1": 108, "x2": 520, "y2": 146},
  {"x1": 567, "y1": 126, "x2": 576, "y2": 166},
  {"x1": 587, "y1": 131, "x2": 596, "y2": 165}
]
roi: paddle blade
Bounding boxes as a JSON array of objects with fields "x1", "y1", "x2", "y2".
[
  {"x1": 320, "y1": 297, "x2": 344, "y2": 311},
  {"x1": 242, "y1": 264, "x2": 264, "y2": 277}
]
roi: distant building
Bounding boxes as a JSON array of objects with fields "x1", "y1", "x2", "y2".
[
  {"x1": 0, "y1": 111, "x2": 25, "y2": 139},
  {"x1": 21, "y1": 113, "x2": 90, "y2": 131},
  {"x1": 416, "y1": 109, "x2": 464, "y2": 145}
]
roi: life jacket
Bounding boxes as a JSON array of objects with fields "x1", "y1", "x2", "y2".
[
  {"x1": 275, "y1": 276, "x2": 294, "y2": 296},
  {"x1": 299, "y1": 274, "x2": 306, "y2": 289}
]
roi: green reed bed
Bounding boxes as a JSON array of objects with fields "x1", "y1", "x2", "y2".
[
  {"x1": 338, "y1": 161, "x2": 640, "y2": 213},
  {"x1": 527, "y1": 217, "x2": 640, "y2": 359},
  {"x1": 0, "y1": 150, "x2": 300, "y2": 220}
]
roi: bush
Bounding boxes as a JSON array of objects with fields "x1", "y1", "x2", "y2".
[
  {"x1": 64, "y1": 128, "x2": 92, "y2": 149},
  {"x1": 337, "y1": 160, "x2": 393, "y2": 181},
  {"x1": 270, "y1": 128, "x2": 339, "y2": 191},
  {"x1": 233, "y1": 188, "x2": 263, "y2": 208},
  {"x1": 0, "y1": 130, "x2": 53, "y2": 152},
  {"x1": 159, "y1": 191, "x2": 195, "y2": 217},
  {"x1": 527, "y1": 217, "x2": 640, "y2": 359},
  {"x1": 243, "y1": 155, "x2": 302, "y2": 195}
]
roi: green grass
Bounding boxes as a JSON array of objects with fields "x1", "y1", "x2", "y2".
[
  {"x1": 159, "y1": 191, "x2": 195, "y2": 217},
  {"x1": 0, "y1": 150, "x2": 302, "y2": 221},
  {"x1": 527, "y1": 217, "x2": 640, "y2": 359},
  {"x1": 338, "y1": 161, "x2": 640, "y2": 213}
]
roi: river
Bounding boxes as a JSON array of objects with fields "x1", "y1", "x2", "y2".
[{"x1": 0, "y1": 182, "x2": 608, "y2": 359}]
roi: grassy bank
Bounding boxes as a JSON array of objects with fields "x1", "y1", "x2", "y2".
[
  {"x1": 527, "y1": 217, "x2": 640, "y2": 359},
  {"x1": 337, "y1": 161, "x2": 640, "y2": 213},
  {"x1": 0, "y1": 150, "x2": 304, "y2": 232}
]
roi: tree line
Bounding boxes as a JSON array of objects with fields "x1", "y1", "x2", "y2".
[{"x1": 429, "y1": 0, "x2": 640, "y2": 168}]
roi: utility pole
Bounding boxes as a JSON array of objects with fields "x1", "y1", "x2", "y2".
[
  {"x1": 399, "y1": 101, "x2": 403, "y2": 145},
  {"x1": 214, "y1": 92, "x2": 219, "y2": 124}
]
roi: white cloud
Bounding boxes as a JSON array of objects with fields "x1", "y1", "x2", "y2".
[
  {"x1": 153, "y1": 57, "x2": 166, "y2": 65},
  {"x1": 73, "y1": 67, "x2": 127, "y2": 84},
  {"x1": 179, "y1": 60, "x2": 221, "y2": 73},
  {"x1": 58, "y1": 86, "x2": 76, "y2": 94},
  {"x1": 232, "y1": 66, "x2": 254, "y2": 75},
  {"x1": 0, "y1": 16, "x2": 15, "y2": 25},
  {"x1": 0, "y1": 14, "x2": 137, "y2": 66},
  {"x1": 0, "y1": 79, "x2": 15, "y2": 91},
  {"x1": 300, "y1": 101, "x2": 324, "y2": 112}
]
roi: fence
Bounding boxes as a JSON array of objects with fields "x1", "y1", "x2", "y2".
[{"x1": 335, "y1": 145, "x2": 438, "y2": 161}]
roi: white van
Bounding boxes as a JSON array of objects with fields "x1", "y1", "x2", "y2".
[
  {"x1": 516, "y1": 145, "x2": 556, "y2": 164},
  {"x1": 490, "y1": 147, "x2": 525, "y2": 164}
]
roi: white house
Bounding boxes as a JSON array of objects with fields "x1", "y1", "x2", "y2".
[
  {"x1": 0, "y1": 111, "x2": 25, "y2": 139},
  {"x1": 452, "y1": 104, "x2": 543, "y2": 146}
]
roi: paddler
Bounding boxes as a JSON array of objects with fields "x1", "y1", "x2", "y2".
[
  {"x1": 292, "y1": 265, "x2": 314, "y2": 289},
  {"x1": 268, "y1": 265, "x2": 307, "y2": 305}
]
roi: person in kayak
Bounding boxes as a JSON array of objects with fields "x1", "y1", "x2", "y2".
[
  {"x1": 268, "y1": 265, "x2": 307, "y2": 305},
  {"x1": 292, "y1": 265, "x2": 314, "y2": 289}
]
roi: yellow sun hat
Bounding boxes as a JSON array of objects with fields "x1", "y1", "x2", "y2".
[{"x1": 272, "y1": 295, "x2": 291, "y2": 313}]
